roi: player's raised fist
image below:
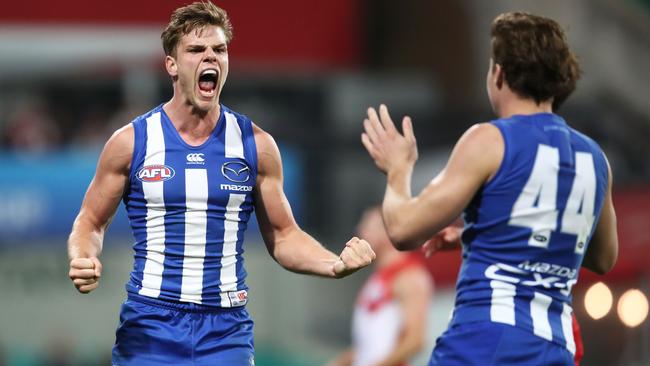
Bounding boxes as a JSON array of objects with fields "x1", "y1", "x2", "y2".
[
  {"x1": 69, "y1": 257, "x2": 103, "y2": 294},
  {"x1": 333, "y1": 237, "x2": 376, "y2": 278}
]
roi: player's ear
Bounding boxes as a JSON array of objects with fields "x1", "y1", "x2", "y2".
[
  {"x1": 494, "y1": 63, "x2": 504, "y2": 90},
  {"x1": 165, "y1": 55, "x2": 178, "y2": 78}
]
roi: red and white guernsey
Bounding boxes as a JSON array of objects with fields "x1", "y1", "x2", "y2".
[{"x1": 352, "y1": 255, "x2": 422, "y2": 366}]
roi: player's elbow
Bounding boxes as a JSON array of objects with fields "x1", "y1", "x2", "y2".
[
  {"x1": 593, "y1": 250, "x2": 618, "y2": 275},
  {"x1": 584, "y1": 243, "x2": 618, "y2": 275},
  {"x1": 386, "y1": 228, "x2": 422, "y2": 251}
]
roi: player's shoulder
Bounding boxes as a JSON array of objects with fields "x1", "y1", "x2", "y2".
[
  {"x1": 130, "y1": 104, "x2": 165, "y2": 126},
  {"x1": 221, "y1": 104, "x2": 253, "y2": 124},
  {"x1": 251, "y1": 123, "x2": 278, "y2": 154},
  {"x1": 464, "y1": 122, "x2": 502, "y2": 140},
  {"x1": 250, "y1": 123, "x2": 283, "y2": 177},
  {"x1": 456, "y1": 122, "x2": 504, "y2": 156},
  {"x1": 568, "y1": 124, "x2": 604, "y2": 153}
]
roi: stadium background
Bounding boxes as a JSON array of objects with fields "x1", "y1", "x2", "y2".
[{"x1": 0, "y1": 0, "x2": 649, "y2": 365}]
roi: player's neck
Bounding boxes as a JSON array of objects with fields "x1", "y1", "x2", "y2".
[
  {"x1": 497, "y1": 94, "x2": 553, "y2": 119},
  {"x1": 163, "y1": 98, "x2": 221, "y2": 141}
]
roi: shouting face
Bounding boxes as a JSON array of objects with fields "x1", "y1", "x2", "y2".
[{"x1": 166, "y1": 25, "x2": 229, "y2": 113}]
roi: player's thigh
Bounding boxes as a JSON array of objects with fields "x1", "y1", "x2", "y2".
[
  {"x1": 112, "y1": 299, "x2": 193, "y2": 366},
  {"x1": 194, "y1": 307, "x2": 255, "y2": 366}
]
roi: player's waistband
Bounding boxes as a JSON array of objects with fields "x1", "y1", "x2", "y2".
[{"x1": 127, "y1": 291, "x2": 248, "y2": 313}]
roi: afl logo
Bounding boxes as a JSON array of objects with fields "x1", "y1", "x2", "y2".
[
  {"x1": 137, "y1": 165, "x2": 175, "y2": 182},
  {"x1": 221, "y1": 161, "x2": 250, "y2": 183}
]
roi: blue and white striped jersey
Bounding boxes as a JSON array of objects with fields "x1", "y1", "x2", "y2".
[
  {"x1": 450, "y1": 113, "x2": 608, "y2": 353},
  {"x1": 123, "y1": 104, "x2": 257, "y2": 308}
]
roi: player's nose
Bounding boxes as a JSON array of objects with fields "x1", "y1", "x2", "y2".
[{"x1": 203, "y1": 48, "x2": 217, "y2": 62}]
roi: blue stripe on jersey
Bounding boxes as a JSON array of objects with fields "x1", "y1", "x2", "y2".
[
  {"x1": 126, "y1": 116, "x2": 149, "y2": 291},
  {"x1": 451, "y1": 113, "x2": 608, "y2": 351},
  {"x1": 235, "y1": 112, "x2": 258, "y2": 292},
  {"x1": 123, "y1": 104, "x2": 257, "y2": 307}
]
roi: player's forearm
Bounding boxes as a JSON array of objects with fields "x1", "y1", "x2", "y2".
[
  {"x1": 383, "y1": 165, "x2": 418, "y2": 249},
  {"x1": 68, "y1": 215, "x2": 104, "y2": 260},
  {"x1": 272, "y1": 230, "x2": 339, "y2": 277}
]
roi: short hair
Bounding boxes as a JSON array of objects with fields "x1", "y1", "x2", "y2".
[
  {"x1": 161, "y1": 1, "x2": 233, "y2": 57},
  {"x1": 491, "y1": 12, "x2": 581, "y2": 110}
]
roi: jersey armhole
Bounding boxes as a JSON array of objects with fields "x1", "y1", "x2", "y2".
[
  {"x1": 241, "y1": 119, "x2": 259, "y2": 181},
  {"x1": 482, "y1": 121, "x2": 509, "y2": 192},
  {"x1": 128, "y1": 119, "x2": 146, "y2": 184}
]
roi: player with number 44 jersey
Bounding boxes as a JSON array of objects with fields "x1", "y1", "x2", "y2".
[{"x1": 362, "y1": 12, "x2": 618, "y2": 366}]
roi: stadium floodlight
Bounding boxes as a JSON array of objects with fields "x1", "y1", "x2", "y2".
[
  {"x1": 617, "y1": 289, "x2": 649, "y2": 328},
  {"x1": 584, "y1": 282, "x2": 613, "y2": 320}
]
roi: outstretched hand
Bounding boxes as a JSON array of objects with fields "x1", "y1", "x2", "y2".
[
  {"x1": 332, "y1": 237, "x2": 376, "y2": 278},
  {"x1": 422, "y1": 226, "x2": 463, "y2": 257},
  {"x1": 361, "y1": 104, "x2": 418, "y2": 175}
]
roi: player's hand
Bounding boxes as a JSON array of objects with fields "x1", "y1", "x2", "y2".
[
  {"x1": 361, "y1": 104, "x2": 418, "y2": 175},
  {"x1": 332, "y1": 237, "x2": 376, "y2": 278},
  {"x1": 422, "y1": 226, "x2": 462, "y2": 257},
  {"x1": 69, "y1": 257, "x2": 103, "y2": 294}
]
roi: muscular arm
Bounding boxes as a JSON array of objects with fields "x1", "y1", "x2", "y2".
[
  {"x1": 253, "y1": 125, "x2": 374, "y2": 278},
  {"x1": 363, "y1": 106, "x2": 503, "y2": 250},
  {"x1": 375, "y1": 267, "x2": 433, "y2": 366},
  {"x1": 383, "y1": 124, "x2": 502, "y2": 249},
  {"x1": 582, "y1": 160, "x2": 618, "y2": 274},
  {"x1": 67, "y1": 124, "x2": 133, "y2": 293}
]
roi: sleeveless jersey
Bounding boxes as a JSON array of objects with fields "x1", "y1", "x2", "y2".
[
  {"x1": 352, "y1": 255, "x2": 423, "y2": 366},
  {"x1": 123, "y1": 104, "x2": 257, "y2": 308},
  {"x1": 450, "y1": 113, "x2": 608, "y2": 353}
]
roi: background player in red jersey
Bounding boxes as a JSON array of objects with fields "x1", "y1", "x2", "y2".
[{"x1": 328, "y1": 206, "x2": 433, "y2": 366}]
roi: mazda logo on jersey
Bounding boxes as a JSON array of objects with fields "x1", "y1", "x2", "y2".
[
  {"x1": 137, "y1": 165, "x2": 175, "y2": 182},
  {"x1": 221, "y1": 161, "x2": 250, "y2": 183}
]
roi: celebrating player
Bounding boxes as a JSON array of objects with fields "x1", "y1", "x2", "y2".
[
  {"x1": 362, "y1": 12, "x2": 617, "y2": 366},
  {"x1": 67, "y1": 2, "x2": 375, "y2": 365}
]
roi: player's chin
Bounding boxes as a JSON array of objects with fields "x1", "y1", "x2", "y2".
[{"x1": 192, "y1": 94, "x2": 218, "y2": 112}]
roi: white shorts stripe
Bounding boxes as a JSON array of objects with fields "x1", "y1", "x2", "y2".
[
  {"x1": 531, "y1": 292, "x2": 553, "y2": 341},
  {"x1": 490, "y1": 280, "x2": 516, "y2": 325},
  {"x1": 561, "y1": 303, "x2": 576, "y2": 355},
  {"x1": 140, "y1": 112, "x2": 166, "y2": 298},
  {"x1": 224, "y1": 112, "x2": 244, "y2": 159},
  {"x1": 220, "y1": 193, "x2": 246, "y2": 307},
  {"x1": 180, "y1": 169, "x2": 209, "y2": 304}
]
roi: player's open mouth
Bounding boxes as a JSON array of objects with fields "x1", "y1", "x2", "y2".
[{"x1": 198, "y1": 69, "x2": 218, "y2": 97}]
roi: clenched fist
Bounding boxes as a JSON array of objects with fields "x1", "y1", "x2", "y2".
[
  {"x1": 69, "y1": 257, "x2": 103, "y2": 294},
  {"x1": 332, "y1": 237, "x2": 376, "y2": 278}
]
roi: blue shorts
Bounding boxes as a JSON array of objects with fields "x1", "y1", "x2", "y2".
[
  {"x1": 112, "y1": 293, "x2": 254, "y2": 366},
  {"x1": 429, "y1": 322, "x2": 574, "y2": 366}
]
